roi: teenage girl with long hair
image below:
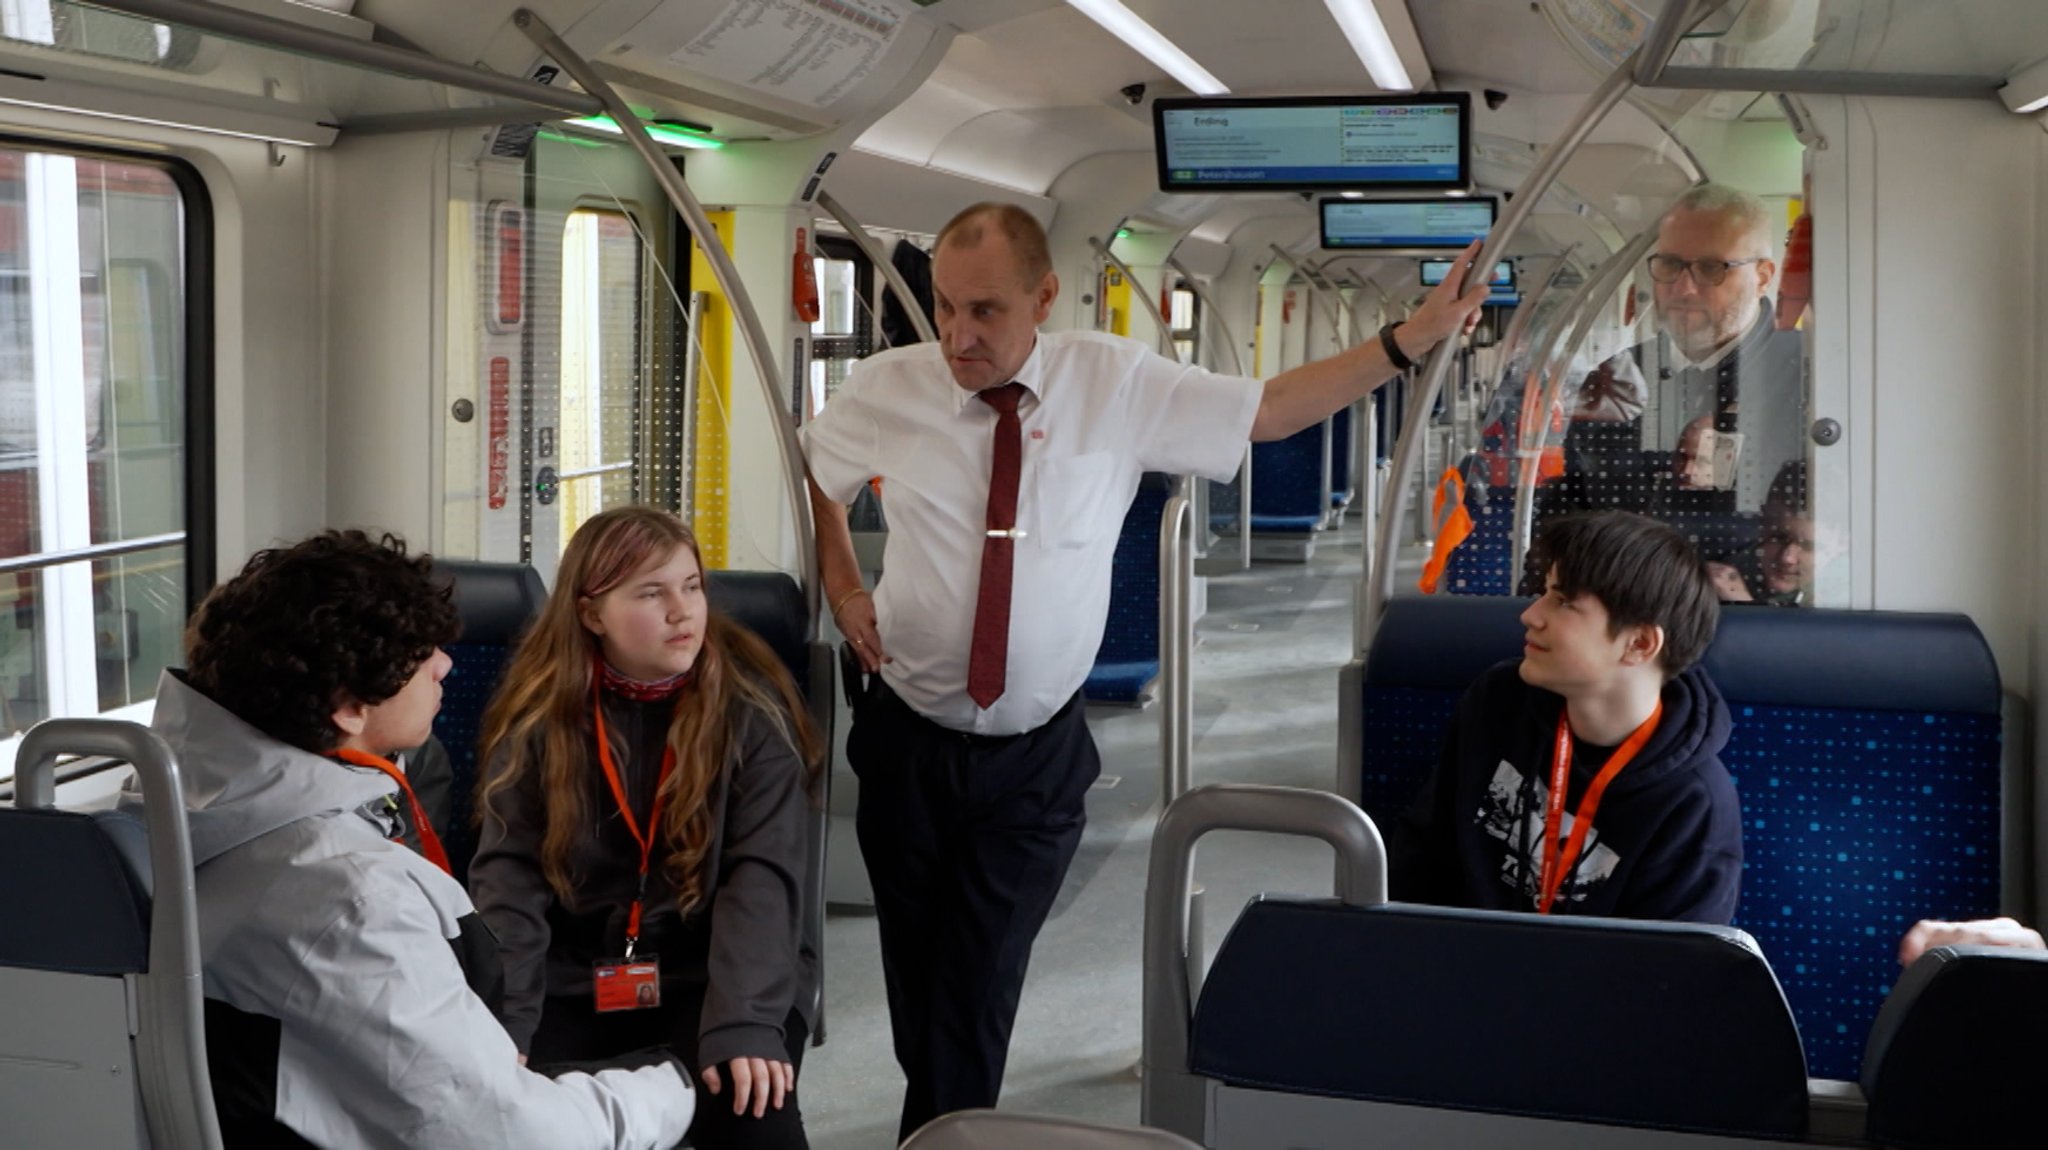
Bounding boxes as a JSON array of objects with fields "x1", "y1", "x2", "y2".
[{"x1": 470, "y1": 507, "x2": 822, "y2": 1150}]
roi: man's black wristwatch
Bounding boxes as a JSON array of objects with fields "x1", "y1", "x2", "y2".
[{"x1": 1378, "y1": 321, "x2": 1416, "y2": 372}]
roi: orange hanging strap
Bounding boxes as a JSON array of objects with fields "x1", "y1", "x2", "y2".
[
  {"x1": 592, "y1": 686, "x2": 677, "y2": 958},
  {"x1": 335, "y1": 747, "x2": 452, "y2": 876},
  {"x1": 1537, "y1": 701, "x2": 1663, "y2": 914},
  {"x1": 1418, "y1": 468, "x2": 1474, "y2": 594}
]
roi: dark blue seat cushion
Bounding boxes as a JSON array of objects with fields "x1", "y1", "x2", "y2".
[
  {"x1": 0, "y1": 808, "x2": 150, "y2": 975},
  {"x1": 1191, "y1": 898, "x2": 1809, "y2": 1139},
  {"x1": 1358, "y1": 596, "x2": 2003, "y2": 1080},
  {"x1": 1250, "y1": 422, "x2": 1324, "y2": 522},
  {"x1": 430, "y1": 560, "x2": 548, "y2": 883},
  {"x1": 1861, "y1": 945, "x2": 2048, "y2": 1150}
]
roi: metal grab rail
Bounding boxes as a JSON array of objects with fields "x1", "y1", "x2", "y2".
[
  {"x1": 1165, "y1": 254, "x2": 1254, "y2": 572},
  {"x1": 15, "y1": 718, "x2": 222, "y2": 1150},
  {"x1": 814, "y1": 189, "x2": 939, "y2": 346},
  {"x1": 0, "y1": 530, "x2": 184, "y2": 577},
  {"x1": 1362, "y1": 55, "x2": 1641, "y2": 648},
  {"x1": 1089, "y1": 236, "x2": 1177, "y2": 359},
  {"x1": 1158, "y1": 484, "x2": 1194, "y2": 806},
  {"x1": 1140, "y1": 784, "x2": 1387, "y2": 1140},
  {"x1": 516, "y1": 9, "x2": 819, "y2": 632}
]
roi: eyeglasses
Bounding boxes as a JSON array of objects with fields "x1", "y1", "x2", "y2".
[{"x1": 1645, "y1": 254, "x2": 1763, "y2": 286}]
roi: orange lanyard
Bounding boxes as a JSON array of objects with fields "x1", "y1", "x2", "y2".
[
  {"x1": 592, "y1": 690, "x2": 677, "y2": 958},
  {"x1": 335, "y1": 747, "x2": 451, "y2": 876},
  {"x1": 1537, "y1": 701, "x2": 1662, "y2": 915}
]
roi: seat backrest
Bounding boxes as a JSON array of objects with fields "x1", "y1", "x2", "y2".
[
  {"x1": 1087, "y1": 472, "x2": 1170, "y2": 704},
  {"x1": 705, "y1": 569, "x2": 809, "y2": 698},
  {"x1": 1861, "y1": 944, "x2": 2048, "y2": 1149},
  {"x1": 430, "y1": 559, "x2": 548, "y2": 881},
  {"x1": 903, "y1": 1110, "x2": 1202, "y2": 1149},
  {"x1": 1357, "y1": 596, "x2": 2006, "y2": 1080},
  {"x1": 1190, "y1": 898, "x2": 1810, "y2": 1140},
  {"x1": 1249, "y1": 419, "x2": 1327, "y2": 527}
]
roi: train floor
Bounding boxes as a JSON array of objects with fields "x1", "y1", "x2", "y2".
[{"x1": 799, "y1": 515, "x2": 1426, "y2": 1147}]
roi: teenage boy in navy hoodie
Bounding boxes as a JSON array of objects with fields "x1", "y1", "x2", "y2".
[{"x1": 1390, "y1": 510, "x2": 1743, "y2": 923}]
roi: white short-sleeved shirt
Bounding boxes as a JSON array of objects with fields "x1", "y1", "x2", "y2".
[{"x1": 802, "y1": 330, "x2": 1261, "y2": 735}]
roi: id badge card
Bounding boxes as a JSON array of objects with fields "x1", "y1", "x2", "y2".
[
  {"x1": 593, "y1": 957, "x2": 661, "y2": 1012},
  {"x1": 1708, "y1": 430, "x2": 1743, "y2": 491}
]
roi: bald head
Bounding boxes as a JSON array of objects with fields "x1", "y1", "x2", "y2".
[{"x1": 935, "y1": 202, "x2": 1053, "y2": 288}]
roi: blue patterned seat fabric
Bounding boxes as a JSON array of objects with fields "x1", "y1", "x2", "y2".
[
  {"x1": 1249, "y1": 421, "x2": 1325, "y2": 534},
  {"x1": 1358, "y1": 597, "x2": 2003, "y2": 1080},
  {"x1": 1086, "y1": 474, "x2": 1170, "y2": 704}
]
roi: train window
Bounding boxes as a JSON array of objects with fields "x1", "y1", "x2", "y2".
[
  {"x1": 0, "y1": 144, "x2": 205, "y2": 776},
  {"x1": 809, "y1": 234, "x2": 874, "y2": 420},
  {"x1": 557, "y1": 208, "x2": 644, "y2": 546}
]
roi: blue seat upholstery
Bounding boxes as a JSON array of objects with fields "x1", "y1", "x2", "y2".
[
  {"x1": 1327, "y1": 406, "x2": 1352, "y2": 509},
  {"x1": 1439, "y1": 483, "x2": 1517, "y2": 596},
  {"x1": 1087, "y1": 474, "x2": 1169, "y2": 704},
  {"x1": 705, "y1": 570, "x2": 810, "y2": 692},
  {"x1": 1861, "y1": 945, "x2": 2048, "y2": 1149},
  {"x1": 1249, "y1": 421, "x2": 1324, "y2": 535},
  {"x1": 1191, "y1": 898, "x2": 1809, "y2": 1140},
  {"x1": 430, "y1": 559, "x2": 548, "y2": 883},
  {"x1": 1358, "y1": 596, "x2": 2004, "y2": 1080}
]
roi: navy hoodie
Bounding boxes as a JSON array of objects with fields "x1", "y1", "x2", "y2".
[{"x1": 1389, "y1": 660, "x2": 1743, "y2": 923}]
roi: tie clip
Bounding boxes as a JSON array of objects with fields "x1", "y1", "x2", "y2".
[{"x1": 986, "y1": 528, "x2": 1028, "y2": 539}]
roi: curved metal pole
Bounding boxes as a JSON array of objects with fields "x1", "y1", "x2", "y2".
[
  {"x1": 517, "y1": 9, "x2": 819, "y2": 629},
  {"x1": 1634, "y1": 0, "x2": 1707, "y2": 85},
  {"x1": 1141, "y1": 784, "x2": 1385, "y2": 1137},
  {"x1": 1509, "y1": 228, "x2": 1662, "y2": 577},
  {"x1": 1090, "y1": 237, "x2": 1177, "y2": 358},
  {"x1": 1269, "y1": 245, "x2": 1345, "y2": 338},
  {"x1": 1488, "y1": 246, "x2": 1580, "y2": 407},
  {"x1": 1163, "y1": 255, "x2": 1246, "y2": 376},
  {"x1": 1163, "y1": 255, "x2": 1254, "y2": 570},
  {"x1": 814, "y1": 189, "x2": 938, "y2": 345},
  {"x1": 17, "y1": 719, "x2": 223, "y2": 1150},
  {"x1": 1159, "y1": 483, "x2": 1194, "y2": 805},
  {"x1": 1362, "y1": 56, "x2": 1639, "y2": 650}
]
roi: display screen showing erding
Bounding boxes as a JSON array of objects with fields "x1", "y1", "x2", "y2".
[
  {"x1": 1320, "y1": 197, "x2": 1496, "y2": 250},
  {"x1": 1419, "y1": 258, "x2": 1514, "y2": 288},
  {"x1": 1155, "y1": 94, "x2": 1469, "y2": 192}
]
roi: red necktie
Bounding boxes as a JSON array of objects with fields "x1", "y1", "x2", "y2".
[{"x1": 968, "y1": 382, "x2": 1027, "y2": 709}]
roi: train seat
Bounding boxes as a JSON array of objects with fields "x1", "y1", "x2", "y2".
[
  {"x1": 1861, "y1": 944, "x2": 2048, "y2": 1149},
  {"x1": 703, "y1": 569, "x2": 835, "y2": 1044},
  {"x1": 429, "y1": 559, "x2": 549, "y2": 883},
  {"x1": 1144, "y1": 785, "x2": 1817, "y2": 1149},
  {"x1": 1356, "y1": 596, "x2": 2007, "y2": 1080},
  {"x1": 0, "y1": 719, "x2": 219, "y2": 1150},
  {"x1": 1086, "y1": 472, "x2": 1171, "y2": 705},
  {"x1": 1328, "y1": 405, "x2": 1353, "y2": 513},
  {"x1": 902, "y1": 1109, "x2": 1201, "y2": 1148},
  {"x1": 1248, "y1": 420, "x2": 1330, "y2": 541}
]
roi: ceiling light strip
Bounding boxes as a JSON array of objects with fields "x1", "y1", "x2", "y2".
[
  {"x1": 1065, "y1": 0, "x2": 1228, "y2": 97},
  {"x1": 1322, "y1": 0, "x2": 1412, "y2": 91}
]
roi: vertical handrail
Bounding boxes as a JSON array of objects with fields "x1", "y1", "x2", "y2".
[
  {"x1": 1158, "y1": 482, "x2": 1194, "y2": 805},
  {"x1": 814, "y1": 189, "x2": 939, "y2": 345},
  {"x1": 1362, "y1": 56, "x2": 1641, "y2": 651},
  {"x1": 1090, "y1": 236, "x2": 1177, "y2": 359},
  {"x1": 516, "y1": 9, "x2": 819, "y2": 632},
  {"x1": 16, "y1": 719, "x2": 223, "y2": 1150},
  {"x1": 679, "y1": 291, "x2": 707, "y2": 515},
  {"x1": 1162, "y1": 256, "x2": 1251, "y2": 569}
]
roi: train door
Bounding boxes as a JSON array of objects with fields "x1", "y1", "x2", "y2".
[{"x1": 444, "y1": 129, "x2": 683, "y2": 584}]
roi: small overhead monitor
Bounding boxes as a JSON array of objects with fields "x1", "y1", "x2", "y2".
[
  {"x1": 1484, "y1": 290, "x2": 1522, "y2": 309},
  {"x1": 1320, "y1": 196, "x2": 1496, "y2": 251},
  {"x1": 1153, "y1": 93, "x2": 1470, "y2": 193},
  {"x1": 1420, "y1": 258, "x2": 1514, "y2": 289}
]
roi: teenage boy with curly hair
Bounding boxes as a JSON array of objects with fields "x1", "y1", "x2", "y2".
[{"x1": 136, "y1": 530, "x2": 694, "y2": 1149}]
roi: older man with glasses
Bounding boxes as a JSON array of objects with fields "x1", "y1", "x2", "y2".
[{"x1": 1543, "y1": 184, "x2": 1806, "y2": 599}]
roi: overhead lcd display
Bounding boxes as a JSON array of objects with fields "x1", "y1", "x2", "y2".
[
  {"x1": 1420, "y1": 258, "x2": 1514, "y2": 288},
  {"x1": 1320, "y1": 197, "x2": 1496, "y2": 251},
  {"x1": 1154, "y1": 93, "x2": 1470, "y2": 193}
]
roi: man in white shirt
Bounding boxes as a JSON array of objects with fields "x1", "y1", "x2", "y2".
[{"x1": 801, "y1": 202, "x2": 1487, "y2": 1140}]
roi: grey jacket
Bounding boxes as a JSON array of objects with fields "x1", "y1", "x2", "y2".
[{"x1": 134, "y1": 671, "x2": 695, "y2": 1149}]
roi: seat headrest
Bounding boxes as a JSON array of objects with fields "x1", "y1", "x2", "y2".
[
  {"x1": 1367, "y1": 596, "x2": 2000, "y2": 714},
  {"x1": 1862, "y1": 944, "x2": 2048, "y2": 1149},
  {"x1": 433, "y1": 559, "x2": 547, "y2": 647},
  {"x1": 706, "y1": 571, "x2": 808, "y2": 696},
  {"x1": 1190, "y1": 898, "x2": 1809, "y2": 1140},
  {"x1": 0, "y1": 809, "x2": 150, "y2": 975}
]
